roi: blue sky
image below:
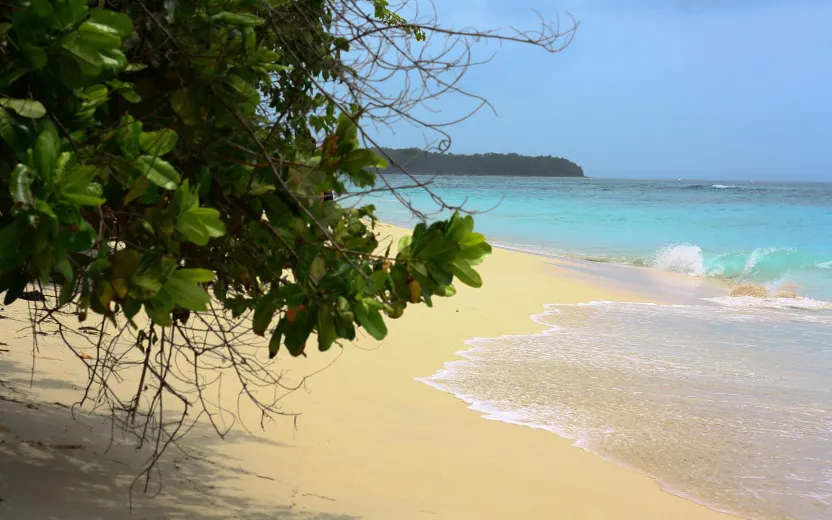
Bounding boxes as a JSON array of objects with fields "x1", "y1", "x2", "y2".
[{"x1": 373, "y1": 0, "x2": 832, "y2": 179}]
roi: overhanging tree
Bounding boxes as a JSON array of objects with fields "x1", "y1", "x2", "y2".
[{"x1": 0, "y1": 0, "x2": 575, "y2": 475}]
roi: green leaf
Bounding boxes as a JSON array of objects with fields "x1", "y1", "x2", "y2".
[
  {"x1": 21, "y1": 43, "x2": 48, "y2": 69},
  {"x1": 25, "y1": 0, "x2": 53, "y2": 22},
  {"x1": 450, "y1": 260, "x2": 483, "y2": 288},
  {"x1": 139, "y1": 129, "x2": 178, "y2": 156},
  {"x1": 107, "y1": 79, "x2": 141, "y2": 103},
  {"x1": 173, "y1": 268, "x2": 215, "y2": 283},
  {"x1": 4, "y1": 273, "x2": 27, "y2": 305},
  {"x1": 35, "y1": 199, "x2": 57, "y2": 219},
  {"x1": 52, "y1": 0, "x2": 89, "y2": 30},
  {"x1": 459, "y1": 241, "x2": 492, "y2": 266},
  {"x1": 144, "y1": 301, "x2": 172, "y2": 326},
  {"x1": 225, "y1": 75, "x2": 260, "y2": 110},
  {"x1": 109, "y1": 250, "x2": 141, "y2": 278},
  {"x1": 268, "y1": 319, "x2": 285, "y2": 359},
  {"x1": 335, "y1": 111, "x2": 358, "y2": 144},
  {"x1": 10, "y1": 164, "x2": 35, "y2": 207},
  {"x1": 60, "y1": 32, "x2": 104, "y2": 77},
  {"x1": 355, "y1": 299, "x2": 387, "y2": 341},
  {"x1": 343, "y1": 148, "x2": 388, "y2": 170},
  {"x1": 317, "y1": 306, "x2": 337, "y2": 352},
  {"x1": 117, "y1": 114, "x2": 142, "y2": 159},
  {"x1": 211, "y1": 12, "x2": 265, "y2": 26},
  {"x1": 310, "y1": 256, "x2": 326, "y2": 284},
  {"x1": 33, "y1": 120, "x2": 60, "y2": 181},
  {"x1": 248, "y1": 183, "x2": 275, "y2": 196},
  {"x1": 86, "y1": 8, "x2": 133, "y2": 37},
  {"x1": 122, "y1": 298, "x2": 141, "y2": 320},
  {"x1": 76, "y1": 84, "x2": 109, "y2": 119},
  {"x1": 459, "y1": 231, "x2": 486, "y2": 248},
  {"x1": 252, "y1": 291, "x2": 279, "y2": 336},
  {"x1": 177, "y1": 207, "x2": 226, "y2": 246},
  {"x1": 397, "y1": 235, "x2": 412, "y2": 254},
  {"x1": 92, "y1": 279, "x2": 114, "y2": 314},
  {"x1": 0, "y1": 108, "x2": 30, "y2": 150},
  {"x1": 277, "y1": 283, "x2": 306, "y2": 307},
  {"x1": 284, "y1": 305, "x2": 316, "y2": 356},
  {"x1": 0, "y1": 98, "x2": 46, "y2": 119},
  {"x1": 369, "y1": 270, "x2": 391, "y2": 291},
  {"x1": 61, "y1": 165, "x2": 105, "y2": 206},
  {"x1": 171, "y1": 88, "x2": 199, "y2": 125},
  {"x1": 435, "y1": 284, "x2": 457, "y2": 297},
  {"x1": 446, "y1": 213, "x2": 473, "y2": 240},
  {"x1": 124, "y1": 175, "x2": 151, "y2": 205},
  {"x1": 163, "y1": 276, "x2": 211, "y2": 311},
  {"x1": 131, "y1": 274, "x2": 162, "y2": 297},
  {"x1": 132, "y1": 156, "x2": 181, "y2": 190},
  {"x1": 59, "y1": 270, "x2": 77, "y2": 305}
]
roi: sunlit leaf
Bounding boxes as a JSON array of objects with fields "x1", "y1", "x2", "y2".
[
  {"x1": 163, "y1": 276, "x2": 210, "y2": 311},
  {"x1": 177, "y1": 207, "x2": 226, "y2": 246},
  {"x1": 450, "y1": 259, "x2": 482, "y2": 288},
  {"x1": 86, "y1": 8, "x2": 133, "y2": 37},
  {"x1": 10, "y1": 164, "x2": 35, "y2": 207},
  {"x1": 139, "y1": 129, "x2": 178, "y2": 156},
  {"x1": 211, "y1": 12, "x2": 265, "y2": 26},
  {"x1": 132, "y1": 155, "x2": 181, "y2": 190},
  {"x1": 0, "y1": 98, "x2": 46, "y2": 119},
  {"x1": 173, "y1": 268, "x2": 215, "y2": 283},
  {"x1": 355, "y1": 299, "x2": 387, "y2": 340}
]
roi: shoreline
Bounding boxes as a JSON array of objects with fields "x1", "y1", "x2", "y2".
[
  {"x1": 416, "y1": 306, "x2": 744, "y2": 520},
  {"x1": 0, "y1": 221, "x2": 738, "y2": 519}
]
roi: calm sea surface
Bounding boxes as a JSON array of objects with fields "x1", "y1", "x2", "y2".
[{"x1": 361, "y1": 176, "x2": 832, "y2": 520}]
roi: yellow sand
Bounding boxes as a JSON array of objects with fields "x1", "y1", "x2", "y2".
[{"x1": 0, "y1": 223, "x2": 736, "y2": 519}]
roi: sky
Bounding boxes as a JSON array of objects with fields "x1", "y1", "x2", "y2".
[{"x1": 371, "y1": 0, "x2": 832, "y2": 179}]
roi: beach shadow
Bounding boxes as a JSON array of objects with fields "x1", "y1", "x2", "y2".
[{"x1": 0, "y1": 353, "x2": 360, "y2": 520}]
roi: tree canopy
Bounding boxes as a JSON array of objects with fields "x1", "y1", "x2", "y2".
[
  {"x1": 380, "y1": 148, "x2": 585, "y2": 177},
  {"x1": 0, "y1": 0, "x2": 575, "y2": 471}
]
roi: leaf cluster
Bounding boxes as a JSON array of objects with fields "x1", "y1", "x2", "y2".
[{"x1": 0, "y1": 0, "x2": 491, "y2": 358}]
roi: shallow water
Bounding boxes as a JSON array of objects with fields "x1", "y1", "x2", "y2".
[{"x1": 420, "y1": 301, "x2": 832, "y2": 520}]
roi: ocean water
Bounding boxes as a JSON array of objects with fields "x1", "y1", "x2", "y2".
[
  {"x1": 363, "y1": 177, "x2": 832, "y2": 301},
  {"x1": 360, "y1": 176, "x2": 832, "y2": 520}
]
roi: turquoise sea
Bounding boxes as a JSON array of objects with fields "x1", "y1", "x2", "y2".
[
  {"x1": 367, "y1": 177, "x2": 832, "y2": 301},
  {"x1": 360, "y1": 176, "x2": 832, "y2": 520}
]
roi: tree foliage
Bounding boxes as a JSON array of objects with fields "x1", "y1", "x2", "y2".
[
  {"x1": 0, "y1": 0, "x2": 492, "y2": 360},
  {"x1": 0, "y1": 0, "x2": 575, "y2": 478},
  {"x1": 380, "y1": 147, "x2": 585, "y2": 177}
]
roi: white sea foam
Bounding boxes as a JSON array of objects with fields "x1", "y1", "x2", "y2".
[
  {"x1": 703, "y1": 295, "x2": 832, "y2": 311},
  {"x1": 418, "y1": 301, "x2": 832, "y2": 520},
  {"x1": 712, "y1": 184, "x2": 738, "y2": 189},
  {"x1": 650, "y1": 243, "x2": 706, "y2": 276}
]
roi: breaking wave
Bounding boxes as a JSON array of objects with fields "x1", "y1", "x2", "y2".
[{"x1": 646, "y1": 243, "x2": 830, "y2": 284}]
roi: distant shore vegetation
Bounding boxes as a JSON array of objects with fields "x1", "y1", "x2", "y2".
[{"x1": 379, "y1": 148, "x2": 585, "y2": 178}]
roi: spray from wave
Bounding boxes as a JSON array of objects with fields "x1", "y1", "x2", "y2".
[
  {"x1": 495, "y1": 241, "x2": 832, "y2": 302},
  {"x1": 680, "y1": 184, "x2": 740, "y2": 190},
  {"x1": 650, "y1": 244, "x2": 707, "y2": 276},
  {"x1": 647, "y1": 244, "x2": 830, "y2": 281}
]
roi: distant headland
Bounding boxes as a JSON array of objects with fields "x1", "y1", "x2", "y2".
[{"x1": 377, "y1": 148, "x2": 585, "y2": 178}]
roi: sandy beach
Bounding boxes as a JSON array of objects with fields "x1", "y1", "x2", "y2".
[{"x1": 0, "y1": 222, "x2": 736, "y2": 520}]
